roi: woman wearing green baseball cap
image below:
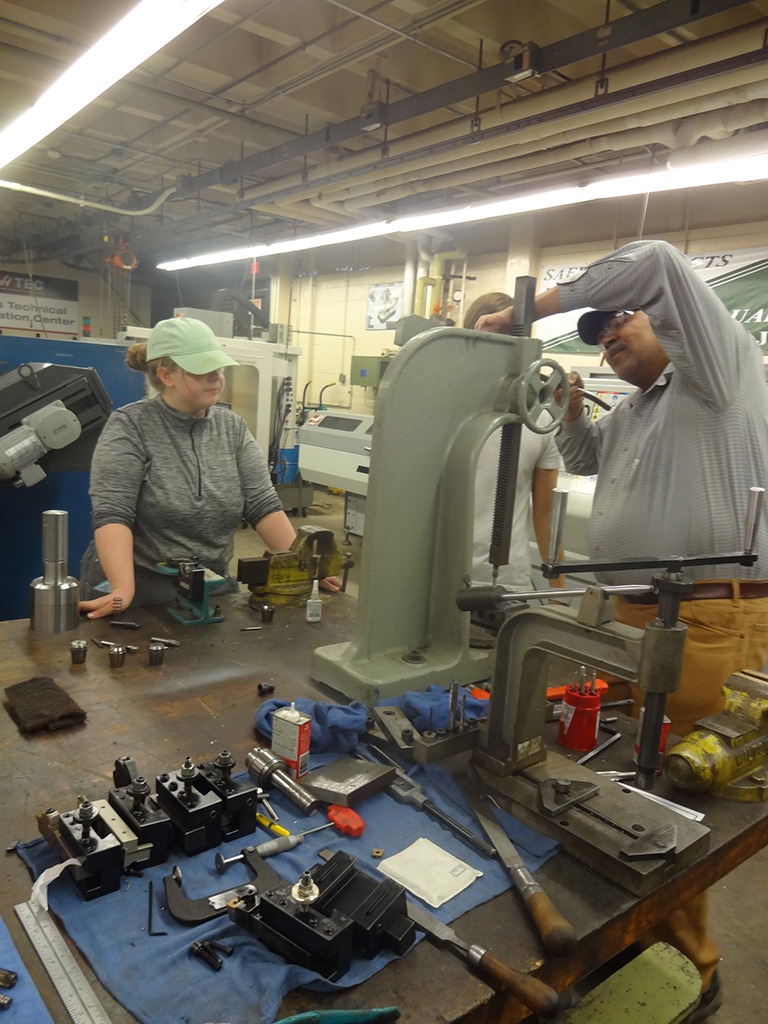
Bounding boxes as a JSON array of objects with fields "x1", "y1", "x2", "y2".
[{"x1": 79, "y1": 317, "x2": 339, "y2": 618}]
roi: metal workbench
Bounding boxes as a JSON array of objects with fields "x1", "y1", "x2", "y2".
[{"x1": 2, "y1": 592, "x2": 767, "y2": 1024}]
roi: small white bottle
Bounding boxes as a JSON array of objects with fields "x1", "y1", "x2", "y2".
[{"x1": 305, "y1": 579, "x2": 322, "y2": 622}]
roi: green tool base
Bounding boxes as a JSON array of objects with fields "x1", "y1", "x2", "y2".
[
  {"x1": 311, "y1": 640, "x2": 492, "y2": 703},
  {"x1": 168, "y1": 601, "x2": 224, "y2": 626},
  {"x1": 561, "y1": 942, "x2": 701, "y2": 1024}
]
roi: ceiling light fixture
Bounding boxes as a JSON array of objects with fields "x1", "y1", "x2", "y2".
[
  {"x1": 157, "y1": 146, "x2": 768, "y2": 273},
  {"x1": 0, "y1": 0, "x2": 226, "y2": 174}
]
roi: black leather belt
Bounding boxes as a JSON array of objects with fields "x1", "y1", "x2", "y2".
[{"x1": 622, "y1": 581, "x2": 768, "y2": 605}]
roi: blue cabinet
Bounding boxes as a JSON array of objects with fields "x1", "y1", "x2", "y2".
[{"x1": 0, "y1": 336, "x2": 144, "y2": 620}]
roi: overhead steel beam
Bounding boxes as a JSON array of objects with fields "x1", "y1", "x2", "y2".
[{"x1": 174, "y1": 0, "x2": 755, "y2": 196}]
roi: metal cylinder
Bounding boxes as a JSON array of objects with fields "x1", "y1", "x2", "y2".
[
  {"x1": 148, "y1": 642, "x2": 166, "y2": 667},
  {"x1": 245, "y1": 747, "x2": 319, "y2": 815},
  {"x1": 109, "y1": 644, "x2": 127, "y2": 668},
  {"x1": 70, "y1": 639, "x2": 88, "y2": 664},
  {"x1": 29, "y1": 510, "x2": 79, "y2": 633}
]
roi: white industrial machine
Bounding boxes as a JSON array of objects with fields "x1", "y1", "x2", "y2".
[{"x1": 298, "y1": 411, "x2": 373, "y2": 538}]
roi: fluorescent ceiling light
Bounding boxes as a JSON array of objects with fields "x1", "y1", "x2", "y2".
[
  {"x1": 0, "y1": 0, "x2": 226, "y2": 173},
  {"x1": 157, "y1": 145, "x2": 768, "y2": 272}
]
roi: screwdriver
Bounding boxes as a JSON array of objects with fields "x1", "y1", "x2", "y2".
[{"x1": 255, "y1": 812, "x2": 290, "y2": 837}]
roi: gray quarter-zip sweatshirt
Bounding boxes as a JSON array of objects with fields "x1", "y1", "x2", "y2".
[{"x1": 88, "y1": 396, "x2": 283, "y2": 578}]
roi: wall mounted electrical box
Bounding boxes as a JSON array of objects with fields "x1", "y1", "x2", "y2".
[{"x1": 350, "y1": 355, "x2": 392, "y2": 388}]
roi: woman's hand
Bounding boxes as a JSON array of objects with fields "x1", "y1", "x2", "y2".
[
  {"x1": 319, "y1": 576, "x2": 342, "y2": 593},
  {"x1": 79, "y1": 584, "x2": 135, "y2": 620}
]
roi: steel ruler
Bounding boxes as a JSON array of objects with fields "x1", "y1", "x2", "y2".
[{"x1": 14, "y1": 899, "x2": 112, "y2": 1024}]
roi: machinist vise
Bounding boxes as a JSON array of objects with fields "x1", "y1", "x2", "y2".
[
  {"x1": 237, "y1": 524, "x2": 351, "y2": 606},
  {"x1": 665, "y1": 669, "x2": 768, "y2": 800},
  {"x1": 157, "y1": 557, "x2": 226, "y2": 626}
]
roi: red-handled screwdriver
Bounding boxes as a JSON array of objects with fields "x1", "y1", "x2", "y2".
[{"x1": 327, "y1": 804, "x2": 364, "y2": 836}]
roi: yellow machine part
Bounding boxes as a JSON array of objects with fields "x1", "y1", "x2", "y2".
[
  {"x1": 248, "y1": 525, "x2": 346, "y2": 605},
  {"x1": 664, "y1": 670, "x2": 768, "y2": 801}
]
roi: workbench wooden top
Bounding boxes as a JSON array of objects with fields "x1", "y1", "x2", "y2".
[{"x1": 2, "y1": 596, "x2": 767, "y2": 1024}]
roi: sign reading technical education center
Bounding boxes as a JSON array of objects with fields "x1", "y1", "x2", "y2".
[
  {"x1": 539, "y1": 246, "x2": 768, "y2": 354},
  {"x1": 0, "y1": 270, "x2": 80, "y2": 337}
]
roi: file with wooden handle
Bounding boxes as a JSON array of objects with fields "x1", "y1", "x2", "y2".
[
  {"x1": 406, "y1": 899, "x2": 560, "y2": 1018},
  {"x1": 468, "y1": 792, "x2": 577, "y2": 957}
]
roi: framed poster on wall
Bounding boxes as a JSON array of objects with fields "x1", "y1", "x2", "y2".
[{"x1": 366, "y1": 282, "x2": 403, "y2": 330}]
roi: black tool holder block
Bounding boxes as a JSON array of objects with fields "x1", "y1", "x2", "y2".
[
  {"x1": 230, "y1": 850, "x2": 414, "y2": 978},
  {"x1": 196, "y1": 752, "x2": 259, "y2": 842},
  {"x1": 108, "y1": 756, "x2": 173, "y2": 864},
  {"x1": 51, "y1": 803, "x2": 123, "y2": 900},
  {"x1": 155, "y1": 760, "x2": 223, "y2": 854},
  {"x1": 108, "y1": 779, "x2": 173, "y2": 866}
]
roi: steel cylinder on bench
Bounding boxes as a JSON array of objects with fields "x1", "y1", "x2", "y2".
[{"x1": 29, "y1": 509, "x2": 79, "y2": 633}]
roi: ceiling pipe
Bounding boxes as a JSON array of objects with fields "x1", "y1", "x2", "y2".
[
  {"x1": 0, "y1": 178, "x2": 177, "y2": 216},
  {"x1": 334, "y1": 94, "x2": 768, "y2": 215},
  {"x1": 234, "y1": 22, "x2": 767, "y2": 209},
  {"x1": 304, "y1": 66, "x2": 768, "y2": 212},
  {"x1": 668, "y1": 127, "x2": 768, "y2": 167},
  {"x1": 256, "y1": 199, "x2": 351, "y2": 228},
  {"x1": 674, "y1": 98, "x2": 768, "y2": 147},
  {"x1": 245, "y1": 105, "x2": 766, "y2": 230},
  {"x1": 250, "y1": 79, "x2": 768, "y2": 224}
]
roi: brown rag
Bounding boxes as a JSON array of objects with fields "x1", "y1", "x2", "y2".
[{"x1": 4, "y1": 676, "x2": 87, "y2": 732}]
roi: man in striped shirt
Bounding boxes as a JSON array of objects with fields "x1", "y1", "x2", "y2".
[{"x1": 476, "y1": 239, "x2": 768, "y2": 1020}]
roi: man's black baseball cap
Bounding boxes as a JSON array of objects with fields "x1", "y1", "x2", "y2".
[{"x1": 577, "y1": 310, "x2": 615, "y2": 346}]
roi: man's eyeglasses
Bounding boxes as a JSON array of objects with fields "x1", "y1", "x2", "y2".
[{"x1": 597, "y1": 310, "x2": 634, "y2": 345}]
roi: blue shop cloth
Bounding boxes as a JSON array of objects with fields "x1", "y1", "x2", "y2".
[
  {"x1": 16, "y1": 760, "x2": 559, "y2": 1024},
  {"x1": 379, "y1": 684, "x2": 490, "y2": 733},
  {"x1": 256, "y1": 699, "x2": 369, "y2": 752},
  {"x1": 0, "y1": 911, "x2": 55, "y2": 1023},
  {"x1": 254, "y1": 689, "x2": 490, "y2": 752}
]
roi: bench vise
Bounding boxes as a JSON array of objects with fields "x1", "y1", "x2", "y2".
[{"x1": 237, "y1": 524, "x2": 350, "y2": 606}]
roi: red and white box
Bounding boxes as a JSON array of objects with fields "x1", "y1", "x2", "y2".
[{"x1": 271, "y1": 703, "x2": 311, "y2": 779}]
